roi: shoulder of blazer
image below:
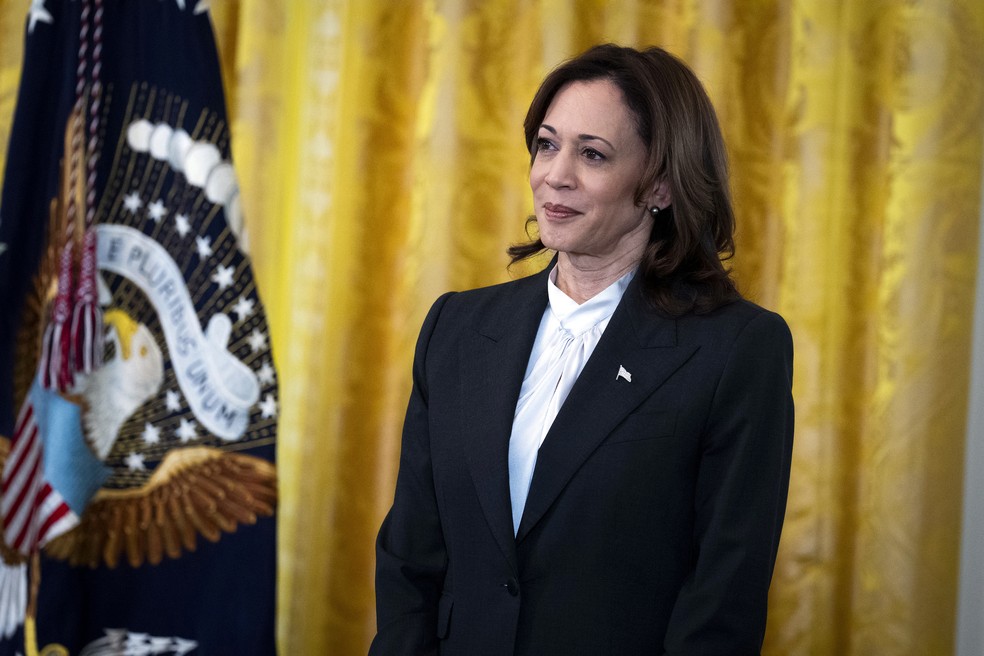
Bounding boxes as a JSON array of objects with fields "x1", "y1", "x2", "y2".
[
  {"x1": 438, "y1": 265, "x2": 551, "y2": 339},
  {"x1": 674, "y1": 297, "x2": 790, "y2": 344}
]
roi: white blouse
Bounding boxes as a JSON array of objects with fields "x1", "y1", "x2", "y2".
[{"x1": 508, "y1": 267, "x2": 635, "y2": 535}]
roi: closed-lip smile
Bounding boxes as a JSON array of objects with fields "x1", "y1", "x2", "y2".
[{"x1": 543, "y1": 202, "x2": 580, "y2": 218}]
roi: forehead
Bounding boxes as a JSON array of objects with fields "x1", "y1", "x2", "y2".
[{"x1": 542, "y1": 79, "x2": 638, "y2": 138}]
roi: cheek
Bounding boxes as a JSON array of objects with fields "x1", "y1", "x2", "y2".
[{"x1": 605, "y1": 182, "x2": 642, "y2": 212}]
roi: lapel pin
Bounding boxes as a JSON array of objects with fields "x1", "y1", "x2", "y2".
[{"x1": 616, "y1": 365, "x2": 632, "y2": 383}]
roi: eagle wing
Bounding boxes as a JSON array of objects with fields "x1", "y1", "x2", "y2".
[{"x1": 44, "y1": 446, "x2": 276, "y2": 568}]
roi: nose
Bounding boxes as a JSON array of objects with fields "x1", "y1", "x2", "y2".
[{"x1": 543, "y1": 151, "x2": 576, "y2": 189}]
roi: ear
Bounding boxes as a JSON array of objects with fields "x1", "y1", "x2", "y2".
[{"x1": 648, "y1": 179, "x2": 672, "y2": 210}]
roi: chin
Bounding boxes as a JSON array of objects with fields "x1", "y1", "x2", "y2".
[
  {"x1": 536, "y1": 229, "x2": 568, "y2": 253},
  {"x1": 539, "y1": 237, "x2": 567, "y2": 254}
]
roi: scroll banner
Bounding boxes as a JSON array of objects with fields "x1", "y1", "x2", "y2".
[{"x1": 96, "y1": 223, "x2": 259, "y2": 441}]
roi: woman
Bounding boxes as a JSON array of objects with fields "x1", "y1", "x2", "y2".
[{"x1": 371, "y1": 44, "x2": 793, "y2": 656}]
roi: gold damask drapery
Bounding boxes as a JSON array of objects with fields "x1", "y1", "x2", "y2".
[{"x1": 1, "y1": 1, "x2": 982, "y2": 654}]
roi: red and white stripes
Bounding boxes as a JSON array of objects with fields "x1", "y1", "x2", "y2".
[{"x1": 1, "y1": 400, "x2": 78, "y2": 555}]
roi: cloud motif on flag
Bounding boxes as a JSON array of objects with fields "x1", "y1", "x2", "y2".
[{"x1": 126, "y1": 119, "x2": 247, "y2": 251}]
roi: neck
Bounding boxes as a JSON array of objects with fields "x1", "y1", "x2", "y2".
[{"x1": 554, "y1": 248, "x2": 641, "y2": 304}]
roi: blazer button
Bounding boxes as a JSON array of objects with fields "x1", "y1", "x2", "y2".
[{"x1": 505, "y1": 578, "x2": 520, "y2": 596}]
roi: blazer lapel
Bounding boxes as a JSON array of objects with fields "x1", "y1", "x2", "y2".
[
  {"x1": 459, "y1": 267, "x2": 549, "y2": 572},
  {"x1": 515, "y1": 282, "x2": 699, "y2": 543}
]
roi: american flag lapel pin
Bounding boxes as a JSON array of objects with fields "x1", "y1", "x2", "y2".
[{"x1": 616, "y1": 365, "x2": 632, "y2": 383}]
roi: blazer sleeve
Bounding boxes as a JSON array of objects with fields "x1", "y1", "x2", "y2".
[
  {"x1": 663, "y1": 310, "x2": 795, "y2": 656},
  {"x1": 370, "y1": 292, "x2": 455, "y2": 656}
]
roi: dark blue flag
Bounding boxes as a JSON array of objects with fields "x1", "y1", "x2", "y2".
[{"x1": 0, "y1": 2, "x2": 278, "y2": 654}]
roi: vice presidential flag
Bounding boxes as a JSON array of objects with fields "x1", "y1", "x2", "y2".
[{"x1": 0, "y1": 1, "x2": 278, "y2": 654}]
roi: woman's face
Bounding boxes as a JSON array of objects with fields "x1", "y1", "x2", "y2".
[{"x1": 530, "y1": 79, "x2": 658, "y2": 265}]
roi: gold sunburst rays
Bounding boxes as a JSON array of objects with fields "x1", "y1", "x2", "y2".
[
  {"x1": 44, "y1": 446, "x2": 276, "y2": 569},
  {"x1": 10, "y1": 106, "x2": 90, "y2": 413}
]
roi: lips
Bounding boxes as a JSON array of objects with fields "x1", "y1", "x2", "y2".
[{"x1": 543, "y1": 202, "x2": 580, "y2": 218}]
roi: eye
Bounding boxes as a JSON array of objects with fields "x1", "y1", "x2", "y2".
[
  {"x1": 535, "y1": 137, "x2": 556, "y2": 152},
  {"x1": 582, "y1": 147, "x2": 606, "y2": 161}
]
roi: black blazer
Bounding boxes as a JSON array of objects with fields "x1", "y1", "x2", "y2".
[{"x1": 371, "y1": 264, "x2": 794, "y2": 656}]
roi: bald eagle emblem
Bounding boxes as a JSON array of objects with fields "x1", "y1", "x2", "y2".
[
  {"x1": 82, "y1": 309, "x2": 164, "y2": 459},
  {"x1": 8, "y1": 88, "x2": 281, "y2": 570}
]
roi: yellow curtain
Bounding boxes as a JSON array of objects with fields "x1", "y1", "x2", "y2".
[{"x1": 2, "y1": 1, "x2": 982, "y2": 654}]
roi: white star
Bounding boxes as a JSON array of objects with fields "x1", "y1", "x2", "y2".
[
  {"x1": 165, "y1": 389, "x2": 181, "y2": 412},
  {"x1": 211, "y1": 264, "x2": 235, "y2": 290},
  {"x1": 125, "y1": 452, "x2": 146, "y2": 471},
  {"x1": 147, "y1": 199, "x2": 167, "y2": 223},
  {"x1": 195, "y1": 235, "x2": 213, "y2": 259},
  {"x1": 141, "y1": 422, "x2": 161, "y2": 445},
  {"x1": 174, "y1": 0, "x2": 186, "y2": 10},
  {"x1": 193, "y1": 0, "x2": 210, "y2": 14},
  {"x1": 231, "y1": 296, "x2": 255, "y2": 322},
  {"x1": 247, "y1": 329, "x2": 268, "y2": 353},
  {"x1": 28, "y1": 0, "x2": 53, "y2": 34},
  {"x1": 258, "y1": 394, "x2": 278, "y2": 419},
  {"x1": 257, "y1": 361, "x2": 275, "y2": 385},
  {"x1": 175, "y1": 418, "x2": 197, "y2": 443},
  {"x1": 175, "y1": 213, "x2": 191, "y2": 237},
  {"x1": 123, "y1": 192, "x2": 143, "y2": 214}
]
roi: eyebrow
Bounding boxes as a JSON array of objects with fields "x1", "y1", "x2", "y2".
[{"x1": 540, "y1": 124, "x2": 615, "y2": 150}]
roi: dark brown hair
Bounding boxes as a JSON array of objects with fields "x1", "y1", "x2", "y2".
[{"x1": 508, "y1": 43, "x2": 739, "y2": 315}]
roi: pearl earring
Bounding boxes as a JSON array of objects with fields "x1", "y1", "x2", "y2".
[{"x1": 649, "y1": 206, "x2": 660, "y2": 218}]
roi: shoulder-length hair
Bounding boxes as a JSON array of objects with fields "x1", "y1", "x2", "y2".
[{"x1": 508, "y1": 43, "x2": 740, "y2": 315}]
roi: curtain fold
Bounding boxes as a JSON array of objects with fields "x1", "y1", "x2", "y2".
[{"x1": 2, "y1": 1, "x2": 982, "y2": 654}]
